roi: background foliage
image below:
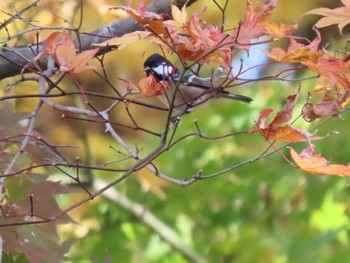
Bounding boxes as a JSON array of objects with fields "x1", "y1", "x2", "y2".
[{"x1": 1, "y1": 0, "x2": 349, "y2": 262}]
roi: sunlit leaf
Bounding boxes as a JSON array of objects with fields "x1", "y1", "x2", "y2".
[
  {"x1": 171, "y1": 3, "x2": 187, "y2": 25},
  {"x1": 111, "y1": 3, "x2": 164, "y2": 33},
  {"x1": 306, "y1": 0, "x2": 350, "y2": 34},
  {"x1": 290, "y1": 146, "x2": 350, "y2": 176},
  {"x1": 55, "y1": 32, "x2": 99, "y2": 74},
  {"x1": 95, "y1": 31, "x2": 151, "y2": 50}
]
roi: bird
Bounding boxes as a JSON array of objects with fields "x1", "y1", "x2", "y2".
[{"x1": 143, "y1": 53, "x2": 252, "y2": 114}]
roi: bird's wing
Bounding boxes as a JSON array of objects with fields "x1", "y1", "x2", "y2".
[{"x1": 176, "y1": 74, "x2": 213, "y2": 89}]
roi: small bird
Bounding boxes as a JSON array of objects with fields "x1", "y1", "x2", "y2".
[{"x1": 143, "y1": 53, "x2": 252, "y2": 114}]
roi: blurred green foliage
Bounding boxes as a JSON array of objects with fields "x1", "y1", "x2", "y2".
[{"x1": 66, "y1": 76, "x2": 350, "y2": 262}]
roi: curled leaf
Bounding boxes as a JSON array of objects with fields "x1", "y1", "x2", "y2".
[
  {"x1": 302, "y1": 94, "x2": 341, "y2": 122},
  {"x1": 290, "y1": 146, "x2": 350, "y2": 176},
  {"x1": 252, "y1": 91, "x2": 322, "y2": 142}
]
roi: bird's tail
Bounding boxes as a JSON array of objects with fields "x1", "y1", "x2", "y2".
[{"x1": 218, "y1": 90, "x2": 253, "y2": 103}]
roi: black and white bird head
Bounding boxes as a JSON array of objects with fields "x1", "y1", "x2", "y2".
[{"x1": 143, "y1": 53, "x2": 181, "y2": 82}]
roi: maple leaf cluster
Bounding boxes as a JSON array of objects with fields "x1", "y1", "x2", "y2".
[
  {"x1": 32, "y1": 31, "x2": 99, "y2": 100},
  {"x1": 253, "y1": 0, "x2": 350, "y2": 177},
  {"x1": 264, "y1": 33, "x2": 350, "y2": 114},
  {"x1": 262, "y1": 1, "x2": 350, "y2": 122},
  {"x1": 97, "y1": 0, "x2": 350, "y2": 177},
  {"x1": 99, "y1": 0, "x2": 297, "y2": 66},
  {"x1": 35, "y1": 31, "x2": 99, "y2": 74},
  {"x1": 34, "y1": 0, "x2": 350, "y2": 178},
  {"x1": 251, "y1": 90, "x2": 350, "y2": 177},
  {"x1": 97, "y1": 0, "x2": 296, "y2": 96}
]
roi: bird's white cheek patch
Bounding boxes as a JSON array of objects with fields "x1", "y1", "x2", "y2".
[{"x1": 152, "y1": 65, "x2": 174, "y2": 76}]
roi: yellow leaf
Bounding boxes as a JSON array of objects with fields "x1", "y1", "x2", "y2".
[
  {"x1": 172, "y1": 3, "x2": 187, "y2": 25},
  {"x1": 94, "y1": 31, "x2": 151, "y2": 50}
]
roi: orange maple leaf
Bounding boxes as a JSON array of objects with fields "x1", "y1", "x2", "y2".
[
  {"x1": 111, "y1": 3, "x2": 164, "y2": 33},
  {"x1": 177, "y1": 16, "x2": 234, "y2": 66},
  {"x1": 290, "y1": 146, "x2": 350, "y2": 176},
  {"x1": 252, "y1": 93, "x2": 321, "y2": 142},
  {"x1": 107, "y1": 4, "x2": 236, "y2": 67},
  {"x1": 55, "y1": 33, "x2": 99, "y2": 74},
  {"x1": 119, "y1": 76, "x2": 169, "y2": 97},
  {"x1": 261, "y1": 21, "x2": 298, "y2": 38},
  {"x1": 304, "y1": 56, "x2": 350, "y2": 87},
  {"x1": 37, "y1": 32, "x2": 61, "y2": 59},
  {"x1": 236, "y1": 0, "x2": 297, "y2": 48},
  {"x1": 33, "y1": 31, "x2": 99, "y2": 75},
  {"x1": 306, "y1": 0, "x2": 350, "y2": 34},
  {"x1": 265, "y1": 33, "x2": 350, "y2": 88},
  {"x1": 264, "y1": 34, "x2": 322, "y2": 63},
  {"x1": 253, "y1": 107, "x2": 314, "y2": 142},
  {"x1": 28, "y1": 32, "x2": 61, "y2": 70}
]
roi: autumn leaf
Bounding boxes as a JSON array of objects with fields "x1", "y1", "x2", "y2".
[
  {"x1": 304, "y1": 56, "x2": 350, "y2": 87},
  {"x1": 305, "y1": 0, "x2": 350, "y2": 34},
  {"x1": 252, "y1": 92, "x2": 321, "y2": 142},
  {"x1": 95, "y1": 31, "x2": 151, "y2": 50},
  {"x1": 55, "y1": 32, "x2": 99, "y2": 74},
  {"x1": 270, "y1": 94, "x2": 297, "y2": 126},
  {"x1": 37, "y1": 32, "x2": 61, "y2": 59},
  {"x1": 171, "y1": 3, "x2": 188, "y2": 25},
  {"x1": 178, "y1": 16, "x2": 234, "y2": 66},
  {"x1": 236, "y1": 0, "x2": 297, "y2": 47},
  {"x1": 290, "y1": 146, "x2": 350, "y2": 176},
  {"x1": 262, "y1": 21, "x2": 298, "y2": 38},
  {"x1": 264, "y1": 34, "x2": 322, "y2": 63},
  {"x1": 253, "y1": 106, "x2": 315, "y2": 142},
  {"x1": 111, "y1": 3, "x2": 164, "y2": 33},
  {"x1": 28, "y1": 32, "x2": 60, "y2": 70},
  {"x1": 32, "y1": 31, "x2": 99, "y2": 75},
  {"x1": 269, "y1": 125, "x2": 315, "y2": 142},
  {"x1": 302, "y1": 93, "x2": 341, "y2": 122},
  {"x1": 119, "y1": 76, "x2": 169, "y2": 97},
  {"x1": 265, "y1": 33, "x2": 350, "y2": 88}
]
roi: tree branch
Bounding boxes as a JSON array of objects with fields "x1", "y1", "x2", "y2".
[{"x1": 0, "y1": 0, "x2": 197, "y2": 80}]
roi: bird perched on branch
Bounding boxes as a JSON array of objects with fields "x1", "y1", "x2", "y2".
[{"x1": 143, "y1": 53, "x2": 252, "y2": 115}]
